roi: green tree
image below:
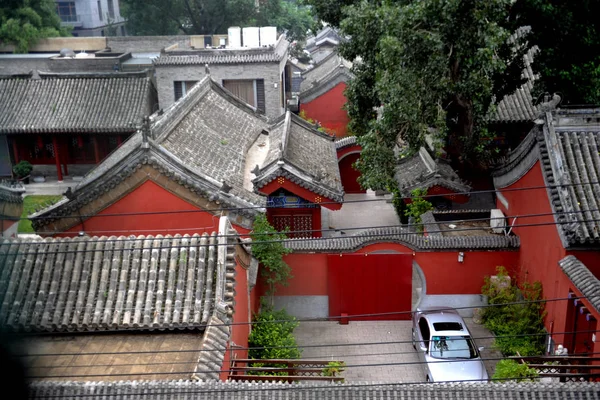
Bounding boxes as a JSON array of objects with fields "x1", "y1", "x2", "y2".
[
  {"x1": 0, "y1": 0, "x2": 69, "y2": 53},
  {"x1": 250, "y1": 214, "x2": 293, "y2": 306},
  {"x1": 405, "y1": 188, "x2": 433, "y2": 230},
  {"x1": 510, "y1": 0, "x2": 600, "y2": 105},
  {"x1": 121, "y1": 0, "x2": 314, "y2": 41},
  {"x1": 310, "y1": 1, "x2": 528, "y2": 189}
]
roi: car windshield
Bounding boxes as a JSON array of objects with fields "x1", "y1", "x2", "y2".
[{"x1": 429, "y1": 335, "x2": 478, "y2": 359}]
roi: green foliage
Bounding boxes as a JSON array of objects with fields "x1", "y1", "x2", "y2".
[
  {"x1": 250, "y1": 214, "x2": 293, "y2": 301},
  {"x1": 510, "y1": 0, "x2": 600, "y2": 105},
  {"x1": 121, "y1": 0, "x2": 314, "y2": 41},
  {"x1": 248, "y1": 307, "x2": 301, "y2": 360},
  {"x1": 405, "y1": 188, "x2": 433, "y2": 229},
  {"x1": 389, "y1": 184, "x2": 409, "y2": 224},
  {"x1": 493, "y1": 359, "x2": 539, "y2": 382},
  {"x1": 323, "y1": 361, "x2": 346, "y2": 378},
  {"x1": 19, "y1": 195, "x2": 62, "y2": 233},
  {"x1": 481, "y1": 267, "x2": 546, "y2": 356},
  {"x1": 316, "y1": 0, "x2": 530, "y2": 187},
  {"x1": 12, "y1": 161, "x2": 32, "y2": 178},
  {"x1": 0, "y1": 0, "x2": 69, "y2": 53}
]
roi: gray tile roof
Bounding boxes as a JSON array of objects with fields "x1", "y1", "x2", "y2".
[
  {"x1": 300, "y1": 52, "x2": 353, "y2": 103},
  {"x1": 0, "y1": 72, "x2": 155, "y2": 134},
  {"x1": 559, "y1": 255, "x2": 600, "y2": 315},
  {"x1": 306, "y1": 26, "x2": 345, "y2": 52},
  {"x1": 32, "y1": 77, "x2": 270, "y2": 233},
  {"x1": 0, "y1": 219, "x2": 237, "y2": 333},
  {"x1": 493, "y1": 108, "x2": 600, "y2": 248},
  {"x1": 0, "y1": 182, "x2": 24, "y2": 204},
  {"x1": 28, "y1": 380, "x2": 600, "y2": 399},
  {"x1": 491, "y1": 27, "x2": 540, "y2": 123},
  {"x1": 284, "y1": 225, "x2": 519, "y2": 252},
  {"x1": 335, "y1": 135, "x2": 358, "y2": 150},
  {"x1": 156, "y1": 79, "x2": 268, "y2": 206},
  {"x1": 154, "y1": 36, "x2": 288, "y2": 66},
  {"x1": 395, "y1": 147, "x2": 472, "y2": 195},
  {"x1": 253, "y1": 112, "x2": 344, "y2": 202}
]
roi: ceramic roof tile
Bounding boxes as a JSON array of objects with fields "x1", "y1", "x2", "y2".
[
  {"x1": 493, "y1": 107, "x2": 600, "y2": 247},
  {"x1": 0, "y1": 226, "x2": 236, "y2": 333},
  {"x1": 335, "y1": 136, "x2": 358, "y2": 150},
  {"x1": 559, "y1": 255, "x2": 600, "y2": 314},
  {"x1": 253, "y1": 112, "x2": 343, "y2": 201},
  {"x1": 300, "y1": 52, "x2": 353, "y2": 101},
  {"x1": 490, "y1": 27, "x2": 540, "y2": 124},
  {"x1": 0, "y1": 73, "x2": 155, "y2": 134},
  {"x1": 395, "y1": 147, "x2": 472, "y2": 195},
  {"x1": 154, "y1": 37, "x2": 288, "y2": 66},
  {"x1": 284, "y1": 225, "x2": 519, "y2": 252},
  {"x1": 28, "y1": 381, "x2": 600, "y2": 399}
]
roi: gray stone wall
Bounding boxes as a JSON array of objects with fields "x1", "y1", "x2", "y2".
[
  {"x1": 155, "y1": 62, "x2": 285, "y2": 119},
  {"x1": 108, "y1": 36, "x2": 191, "y2": 53},
  {"x1": 0, "y1": 58, "x2": 51, "y2": 75}
]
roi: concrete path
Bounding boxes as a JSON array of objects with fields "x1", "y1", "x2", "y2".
[
  {"x1": 20, "y1": 176, "x2": 78, "y2": 196},
  {"x1": 294, "y1": 319, "x2": 499, "y2": 382},
  {"x1": 323, "y1": 190, "x2": 399, "y2": 236},
  {"x1": 294, "y1": 321, "x2": 423, "y2": 382}
]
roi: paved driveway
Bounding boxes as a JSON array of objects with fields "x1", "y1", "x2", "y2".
[
  {"x1": 294, "y1": 319, "x2": 499, "y2": 382},
  {"x1": 294, "y1": 321, "x2": 423, "y2": 382}
]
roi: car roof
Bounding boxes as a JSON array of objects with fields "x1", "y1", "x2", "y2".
[{"x1": 417, "y1": 308, "x2": 469, "y2": 335}]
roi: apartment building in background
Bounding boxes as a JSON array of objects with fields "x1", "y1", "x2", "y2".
[{"x1": 55, "y1": 0, "x2": 126, "y2": 37}]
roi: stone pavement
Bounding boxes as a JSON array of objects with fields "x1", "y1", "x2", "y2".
[
  {"x1": 294, "y1": 321, "x2": 423, "y2": 382},
  {"x1": 294, "y1": 319, "x2": 499, "y2": 382},
  {"x1": 21, "y1": 176, "x2": 78, "y2": 196},
  {"x1": 323, "y1": 190, "x2": 399, "y2": 236}
]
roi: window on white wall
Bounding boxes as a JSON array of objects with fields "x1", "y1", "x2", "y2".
[
  {"x1": 56, "y1": 1, "x2": 78, "y2": 23},
  {"x1": 97, "y1": 0, "x2": 103, "y2": 20},
  {"x1": 108, "y1": 0, "x2": 115, "y2": 19},
  {"x1": 174, "y1": 81, "x2": 199, "y2": 101}
]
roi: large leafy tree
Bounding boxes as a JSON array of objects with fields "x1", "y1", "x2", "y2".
[
  {"x1": 510, "y1": 0, "x2": 600, "y2": 105},
  {"x1": 0, "y1": 0, "x2": 69, "y2": 53},
  {"x1": 122, "y1": 0, "x2": 313, "y2": 41},
  {"x1": 313, "y1": 0, "x2": 527, "y2": 190}
]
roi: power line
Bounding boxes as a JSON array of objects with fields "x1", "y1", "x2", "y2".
[
  {"x1": 8, "y1": 295, "x2": 582, "y2": 348},
  {"x1": 29, "y1": 206, "x2": 600, "y2": 237},
  {"x1": 21, "y1": 179, "x2": 600, "y2": 221},
  {"x1": 1, "y1": 215, "x2": 598, "y2": 255}
]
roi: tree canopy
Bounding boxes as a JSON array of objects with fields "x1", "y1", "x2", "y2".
[
  {"x1": 510, "y1": 0, "x2": 600, "y2": 105},
  {"x1": 324, "y1": 0, "x2": 527, "y2": 190},
  {"x1": 0, "y1": 0, "x2": 69, "y2": 53},
  {"x1": 121, "y1": 0, "x2": 314, "y2": 42}
]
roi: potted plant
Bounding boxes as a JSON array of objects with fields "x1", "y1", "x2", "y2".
[{"x1": 13, "y1": 161, "x2": 33, "y2": 184}]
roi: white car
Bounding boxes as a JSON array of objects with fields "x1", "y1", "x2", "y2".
[{"x1": 412, "y1": 307, "x2": 489, "y2": 382}]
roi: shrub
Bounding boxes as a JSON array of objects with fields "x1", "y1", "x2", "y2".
[
  {"x1": 493, "y1": 359, "x2": 538, "y2": 382},
  {"x1": 481, "y1": 267, "x2": 546, "y2": 356},
  {"x1": 323, "y1": 361, "x2": 346, "y2": 378},
  {"x1": 248, "y1": 307, "x2": 301, "y2": 360},
  {"x1": 405, "y1": 188, "x2": 433, "y2": 231},
  {"x1": 13, "y1": 161, "x2": 33, "y2": 178}
]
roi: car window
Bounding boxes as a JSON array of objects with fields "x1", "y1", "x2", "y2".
[
  {"x1": 429, "y1": 335, "x2": 477, "y2": 359},
  {"x1": 418, "y1": 317, "x2": 430, "y2": 348}
]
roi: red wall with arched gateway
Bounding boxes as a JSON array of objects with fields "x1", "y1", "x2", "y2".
[
  {"x1": 338, "y1": 152, "x2": 365, "y2": 194},
  {"x1": 62, "y1": 180, "x2": 250, "y2": 237},
  {"x1": 300, "y1": 82, "x2": 350, "y2": 138},
  {"x1": 263, "y1": 242, "x2": 519, "y2": 305}
]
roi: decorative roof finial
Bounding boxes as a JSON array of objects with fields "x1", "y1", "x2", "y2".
[
  {"x1": 205, "y1": 63, "x2": 210, "y2": 75},
  {"x1": 141, "y1": 115, "x2": 151, "y2": 148}
]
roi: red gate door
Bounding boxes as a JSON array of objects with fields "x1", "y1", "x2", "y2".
[
  {"x1": 339, "y1": 153, "x2": 366, "y2": 194},
  {"x1": 327, "y1": 253, "x2": 412, "y2": 321}
]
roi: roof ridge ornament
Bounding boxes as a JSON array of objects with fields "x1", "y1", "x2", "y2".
[
  {"x1": 205, "y1": 63, "x2": 210, "y2": 75},
  {"x1": 141, "y1": 115, "x2": 151, "y2": 148}
]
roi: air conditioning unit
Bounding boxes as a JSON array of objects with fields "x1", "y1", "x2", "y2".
[
  {"x1": 243, "y1": 27, "x2": 260, "y2": 48},
  {"x1": 490, "y1": 209, "x2": 506, "y2": 233},
  {"x1": 260, "y1": 26, "x2": 277, "y2": 46},
  {"x1": 228, "y1": 27, "x2": 242, "y2": 48}
]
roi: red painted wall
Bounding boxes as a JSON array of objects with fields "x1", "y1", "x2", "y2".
[
  {"x1": 338, "y1": 152, "x2": 365, "y2": 193},
  {"x1": 300, "y1": 83, "x2": 350, "y2": 138},
  {"x1": 496, "y1": 161, "x2": 573, "y2": 345},
  {"x1": 63, "y1": 180, "x2": 249, "y2": 237},
  {"x1": 273, "y1": 243, "x2": 518, "y2": 303},
  {"x1": 221, "y1": 260, "x2": 251, "y2": 380}
]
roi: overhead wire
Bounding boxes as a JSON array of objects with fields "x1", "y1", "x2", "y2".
[
  {"x1": 8, "y1": 295, "x2": 586, "y2": 346},
  {"x1": 17, "y1": 179, "x2": 600, "y2": 221}
]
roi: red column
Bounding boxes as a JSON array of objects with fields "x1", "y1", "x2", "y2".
[
  {"x1": 93, "y1": 136, "x2": 100, "y2": 164},
  {"x1": 62, "y1": 137, "x2": 69, "y2": 176},
  {"x1": 52, "y1": 136, "x2": 63, "y2": 182},
  {"x1": 11, "y1": 136, "x2": 19, "y2": 164}
]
